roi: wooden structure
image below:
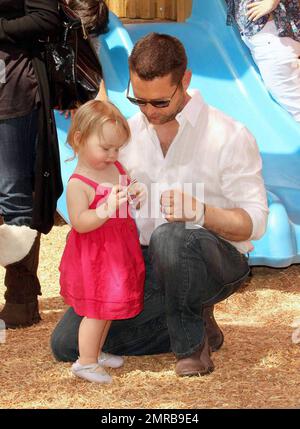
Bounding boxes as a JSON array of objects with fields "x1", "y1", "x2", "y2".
[{"x1": 107, "y1": 0, "x2": 193, "y2": 22}]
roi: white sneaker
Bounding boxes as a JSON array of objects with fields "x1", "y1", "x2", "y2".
[
  {"x1": 71, "y1": 360, "x2": 112, "y2": 384},
  {"x1": 98, "y1": 352, "x2": 124, "y2": 368}
]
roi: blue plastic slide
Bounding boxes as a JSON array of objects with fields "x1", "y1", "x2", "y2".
[{"x1": 56, "y1": 0, "x2": 300, "y2": 267}]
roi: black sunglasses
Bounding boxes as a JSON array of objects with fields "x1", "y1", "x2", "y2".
[{"x1": 126, "y1": 79, "x2": 181, "y2": 108}]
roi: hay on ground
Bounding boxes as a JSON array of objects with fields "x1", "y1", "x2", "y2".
[{"x1": 0, "y1": 213, "x2": 299, "y2": 409}]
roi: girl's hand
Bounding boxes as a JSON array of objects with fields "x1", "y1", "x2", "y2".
[
  {"x1": 105, "y1": 184, "x2": 128, "y2": 217},
  {"x1": 127, "y1": 181, "x2": 147, "y2": 210},
  {"x1": 246, "y1": 0, "x2": 280, "y2": 22}
]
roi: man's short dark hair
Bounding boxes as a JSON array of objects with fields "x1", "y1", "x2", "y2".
[{"x1": 129, "y1": 33, "x2": 187, "y2": 84}]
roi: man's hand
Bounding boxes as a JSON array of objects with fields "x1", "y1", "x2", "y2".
[
  {"x1": 160, "y1": 189, "x2": 204, "y2": 224},
  {"x1": 246, "y1": 0, "x2": 280, "y2": 21}
]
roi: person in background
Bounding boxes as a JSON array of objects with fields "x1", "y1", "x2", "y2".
[
  {"x1": 226, "y1": 0, "x2": 300, "y2": 122},
  {"x1": 60, "y1": 0, "x2": 109, "y2": 117},
  {"x1": 67, "y1": 0, "x2": 109, "y2": 50},
  {"x1": 0, "y1": 0, "x2": 63, "y2": 328}
]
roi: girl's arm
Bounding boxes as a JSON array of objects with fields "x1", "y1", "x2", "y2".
[
  {"x1": 67, "y1": 180, "x2": 128, "y2": 234},
  {"x1": 67, "y1": 180, "x2": 106, "y2": 233},
  {"x1": 246, "y1": 0, "x2": 281, "y2": 21},
  {"x1": 0, "y1": 0, "x2": 61, "y2": 44}
]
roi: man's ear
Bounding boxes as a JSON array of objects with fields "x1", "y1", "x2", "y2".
[{"x1": 182, "y1": 70, "x2": 192, "y2": 91}]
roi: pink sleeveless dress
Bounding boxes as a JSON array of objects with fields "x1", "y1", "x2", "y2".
[{"x1": 59, "y1": 161, "x2": 145, "y2": 320}]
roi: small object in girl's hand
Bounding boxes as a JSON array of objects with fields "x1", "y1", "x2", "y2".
[
  {"x1": 128, "y1": 191, "x2": 137, "y2": 206},
  {"x1": 127, "y1": 178, "x2": 138, "y2": 206}
]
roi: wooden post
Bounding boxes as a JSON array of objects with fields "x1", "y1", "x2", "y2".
[
  {"x1": 164, "y1": 0, "x2": 177, "y2": 20},
  {"x1": 107, "y1": 0, "x2": 127, "y2": 17},
  {"x1": 177, "y1": 0, "x2": 192, "y2": 22},
  {"x1": 107, "y1": 0, "x2": 193, "y2": 22},
  {"x1": 139, "y1": 0, "x2": 156, "y2": 19},
  {"x1": 156, "y1": 0, "x2": 173, "y2": 19},
  {"x1": 126, "y1": 0, "x2": 139, "y2": 18},
  {"x1": 170, "y1": 0, "x2": 177, "y2": 21}
]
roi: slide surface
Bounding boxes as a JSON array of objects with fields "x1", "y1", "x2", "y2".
[{"x1": 56, "y1": 0, "x2": 300, "y2": 267}]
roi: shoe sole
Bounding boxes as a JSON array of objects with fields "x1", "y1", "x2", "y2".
[
  {"x1": 99, "y1": 361, "x2": 124, "y2": 369},
  {"x1": 72, "y1": 371, "x2": 112, "y2": 384},
  {"x1": 177, "y1": 366, "x2": 215, "y2": 377},
  {"x1": 4, "y1": 317, "x2": 41, "y2": 330}
]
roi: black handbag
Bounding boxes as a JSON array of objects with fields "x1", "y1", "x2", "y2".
[{"x1": 45, "y1": 1, "x2": 103, "y2": 110}]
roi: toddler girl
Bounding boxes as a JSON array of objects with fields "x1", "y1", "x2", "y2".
[{"x1": 59, "y1": 100, "x2": 145, "y2": 383}]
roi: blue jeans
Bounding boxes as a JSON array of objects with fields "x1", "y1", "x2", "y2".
[
  {"x1": 50, "y1": 223, "x2": 250, "y2": 361},
  {"x1": 0, "y1": 110, "x2": 38, "y2": 226}
]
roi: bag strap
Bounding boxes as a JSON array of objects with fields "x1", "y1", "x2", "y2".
[{"x1": 58, "y1": 1, "x2": 88, "y2": 39}]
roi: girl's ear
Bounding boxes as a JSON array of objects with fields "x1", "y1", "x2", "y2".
[{"x1": 73, "y1": 131, "x2": 82, "y2": 151}]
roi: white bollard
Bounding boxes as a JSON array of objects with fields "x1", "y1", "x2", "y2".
[{"x1": 0, "y1": 319, "x2": 6, "y2": 344}]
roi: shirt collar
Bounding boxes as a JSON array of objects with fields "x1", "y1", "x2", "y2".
[
  {"x1": 176, "y1": 89, "x2": 206, "y2": 127},
  {"x1": 140, "y1": 89, "x2": 206, "y2": 129}
]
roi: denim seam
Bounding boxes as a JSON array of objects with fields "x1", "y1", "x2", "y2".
[
  {"x1": 185, "y1": 233, "x2": 207, "y2": 348},
  {"x1": 177, "y1": 230, "x2": 204, "y2": 354}
]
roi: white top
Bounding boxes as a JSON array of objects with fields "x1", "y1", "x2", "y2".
[{"x1": 119, "y1": 90, "x2": 269, "y2": 253}]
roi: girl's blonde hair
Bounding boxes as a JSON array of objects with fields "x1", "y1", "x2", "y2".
[{"x1": 67, "y1": 100, "x2": 131, "y2": 154}]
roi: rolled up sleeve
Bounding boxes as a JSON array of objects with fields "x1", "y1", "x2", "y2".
[{"x1": 219, "y1": 126, "x2": 269, "y2": 241}]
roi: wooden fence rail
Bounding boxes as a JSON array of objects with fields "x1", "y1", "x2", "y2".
[{"x1": 107, "y1": 0, "x2": 193, "y2": 22}]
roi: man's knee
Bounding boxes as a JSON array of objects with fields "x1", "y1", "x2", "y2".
[
  {"x1": 50, "y1": 322, "x2": 78, "y2": 363},
  {"x1": 149, "y1": 222, "x2": 187, "y2": 256},
  {"x1": 150, "y1": 223, "x2": 217, "y2": 255},
  {"x1": 50, "y1": 329, "x2": 65, "y2": 362},
  {"x1": 50, "y1": 307, "x2": 82, "y2": 362}
]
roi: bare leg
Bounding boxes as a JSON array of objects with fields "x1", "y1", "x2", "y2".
[
  {"x1": 78, "y1": 317, "x2": 107, "y2": 365},
  {"x1": 99, "y1": 321, "x2": 112, "y2": 352}
]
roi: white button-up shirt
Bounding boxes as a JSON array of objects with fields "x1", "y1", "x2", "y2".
[{"x1": 119, "y1": 90, "x2": 269, "y2": 254}]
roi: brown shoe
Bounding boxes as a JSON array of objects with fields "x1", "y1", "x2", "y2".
[
  {"x1": 0, "y1": 227, "x2": 42, "y2": 329},
  {"x1": 0, "y1": 301, "x2": 41, "y2": 329},
  {"x1": 203, "y1": 305, "x2": 224, "y2": 352},
  {"x1": 175, "y1": 334, "x2": 215, "y2": 377}
]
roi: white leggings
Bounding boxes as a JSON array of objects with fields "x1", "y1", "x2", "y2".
[{"x1": 242, "y1": 20, "x2": 300, "y2": 122}]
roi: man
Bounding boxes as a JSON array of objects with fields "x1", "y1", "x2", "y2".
[{"x1": 51, "y1": 33, "x2": 268, "y2": 376}]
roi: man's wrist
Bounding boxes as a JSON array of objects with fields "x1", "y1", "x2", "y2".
[{"x1": 191, "y1": 198, "x2": 205, "y2": 226}]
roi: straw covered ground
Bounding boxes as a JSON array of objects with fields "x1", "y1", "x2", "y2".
[{"x1": 0, "y1": 213, "x2": 299, "y2": 409}]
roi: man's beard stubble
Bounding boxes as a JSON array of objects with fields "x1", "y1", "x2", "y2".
[{"x1": 146, "y1": 91, "x2": 187, "y2": 125}]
